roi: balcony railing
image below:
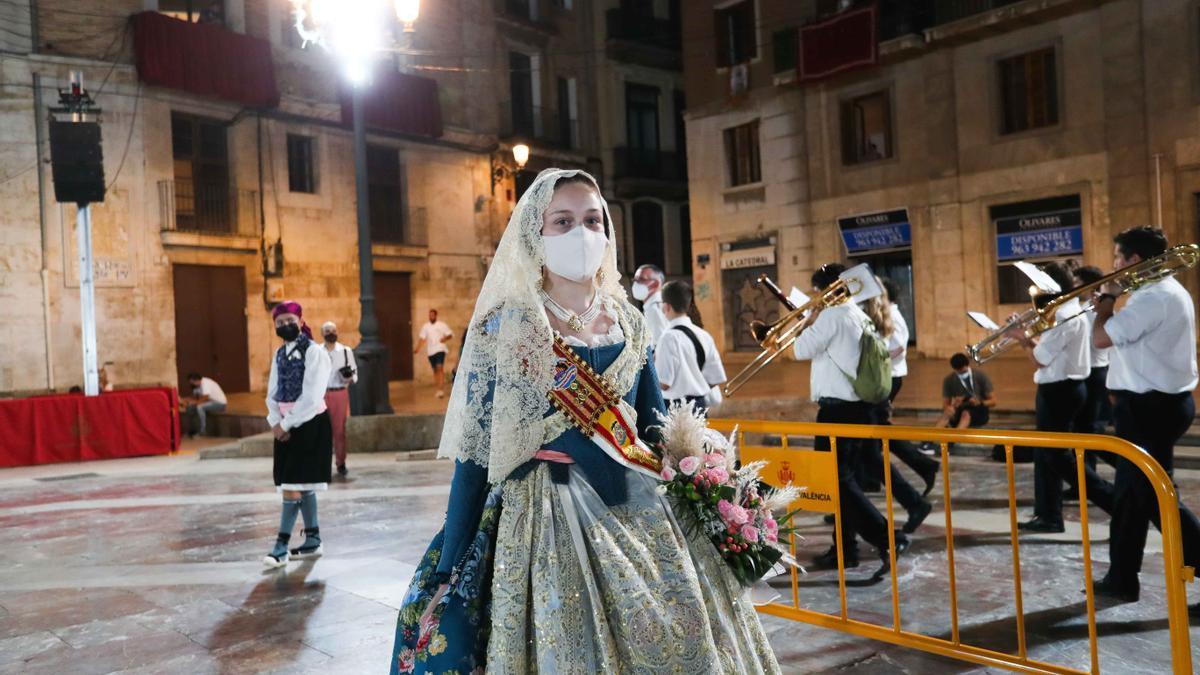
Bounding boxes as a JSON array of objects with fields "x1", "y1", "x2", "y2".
[
  {"x1": 159, "y1": 179, "x2": 261, "y2": 237},
  {"x1": 499, "y1": 0, "x2": 557, "y2": 31},
  {"x1": 878, "y1": 0, "x2": 1027, "y2": 41},
  {"x1": 613, "y1": 147, "x2": 686, "y2": 182},
  {"x1": 370, "y1": 206, "x2": 428, "y2": 247},
  {"x1": 605, "y1": 8, "x2": 680, "y2": 50},
  {"x1": 499, "y1": 102, "x2": 579, "y2": 149}
]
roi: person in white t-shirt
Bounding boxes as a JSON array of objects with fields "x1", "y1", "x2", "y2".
[
  {"x1": 414, "y1": 309, "x2": 454, "y2": 398},
  {"x1": 792, "y1": 262, "x2": 908, "y2": 577},
  {"x1": 654, "y1": 280, "x2": 725, "y2": 413},
  {"x1": 183, "y1": 371, "x2": 227, "y2": 437},
  {"x1": 631, "y1": 264, "x2": 669, "y2": 345}
]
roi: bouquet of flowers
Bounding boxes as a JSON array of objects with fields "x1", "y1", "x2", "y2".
[{"x1": 655, "y1": 404, "x2": 803, "y2": 586}]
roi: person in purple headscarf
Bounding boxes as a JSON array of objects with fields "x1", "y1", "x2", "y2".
[{"x1": 263, "y1": 300, "x2": 333, "y2": 568}]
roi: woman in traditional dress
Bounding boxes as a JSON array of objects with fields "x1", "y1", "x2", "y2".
[
  {"x1": 390, "y1": 169, "x2": 780, "y2": 674},
  {"x1": 262, "y1": 301, "x2": 333, "y2": 568}
]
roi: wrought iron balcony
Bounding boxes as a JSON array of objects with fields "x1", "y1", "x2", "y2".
[
  {"x1": 613, "y1": 147, "x2": 686, "y2": 182},
  {"x1": 159, "y1": 179, "x2": 260, "y2": 237},
  {"x1": 499, "y1": 102, "x2": 579, "y2": 150}
]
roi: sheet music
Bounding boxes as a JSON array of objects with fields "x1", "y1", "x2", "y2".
[
  {"x1": 966, "y1": 311, "x2": 1001, "y2": 330},
  {"x1": 788, "y1": 287, "x2": 810, "y2": 308},
  {"x1": 839, "y1": 263, "x2": 882, "y2": 302},
  {"x1": 1013, "y1": 261, "x2": 1061, "y2": 293}
]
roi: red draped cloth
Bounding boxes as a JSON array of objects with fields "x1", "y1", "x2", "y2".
[
  {"x1": 0, "y1": 388, "x2": 181, "y2": 468},
  {"x1": 799, "y1": 5, "x2": 878, "y2": 83},
  {"x1": 132, "y1": 12, "x2": 280, "y2": 108},
  {"x1": 340, "y1": 70, "x2": 443, "y2": 138}
]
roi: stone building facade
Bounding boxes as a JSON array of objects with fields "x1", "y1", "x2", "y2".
[
  {"x1": 0, "y1": 0, "x2": 607, "y2": 395},
  {"x1": 682, "y1": 0, "x2": 1200, "y2": 360}
]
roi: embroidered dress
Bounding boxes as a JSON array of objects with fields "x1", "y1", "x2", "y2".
[
  {"x1": 391, "y1": 308, "x2": 780, "y2": 674},
  {"x1": 267, "y1": 335, "x2": 333, "y2": 491}
]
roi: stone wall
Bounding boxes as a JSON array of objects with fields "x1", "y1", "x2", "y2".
[{"x1": 684, "y1": 0, "x2": 1200, "y2": 360}]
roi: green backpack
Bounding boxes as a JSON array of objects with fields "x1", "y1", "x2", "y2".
[{"x1": 843, "y1": 322, "x2": 892, "y2": 404}]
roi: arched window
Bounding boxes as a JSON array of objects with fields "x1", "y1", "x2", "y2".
[{"x1": 631, "y1": 201, "x2": 664, "y2": 271}]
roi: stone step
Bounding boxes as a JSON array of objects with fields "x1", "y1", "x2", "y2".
[{"x1": 197, "y1": 413, "x2": 446, "y2": 460}]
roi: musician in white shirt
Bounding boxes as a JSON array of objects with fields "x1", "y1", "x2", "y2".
[
  {"x1": 1092, "y1": 226, "x2": 1200, "y2": 608},
  {"x1": 654, "y1": 281, "x2": 725, "y2": 413},
  {"x1": 792, "y1": 263, "x2": 908, "y2": 576},
  {"x1": 631, "y1": 264, "x2": 669, "y2": 345},
  {"x1": 321, "y1": 321, "x2": 357, "y2": 478},
  {"x1": 1008, "y1": 262, "x2": 1108, "y2": 534}
]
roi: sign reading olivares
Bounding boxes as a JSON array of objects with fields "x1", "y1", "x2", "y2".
[
  {"x1": 837, "y1": 208, "x2": 912, "y2": 254},
  {"x1": 993, "y1": 196, "x2": 1083, "y2": 261}
]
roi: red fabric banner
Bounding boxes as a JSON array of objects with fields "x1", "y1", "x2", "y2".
[
  {"x1": 0, "y1": 388, "x2": 181, "y2": 468},
  {"x1": 340, "y1": 70, "x2": 443, "y2": 138},
  {"x1": 132, "y1": 12, "x2": 280, "y2": 108},
  {"x1": 799, "y1": 5, "x2": 878, "y2": 83}
]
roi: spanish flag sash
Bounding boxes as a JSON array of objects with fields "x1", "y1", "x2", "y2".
[{"x1": 549, "y1": 335, "x2": 662, "y2": 479}]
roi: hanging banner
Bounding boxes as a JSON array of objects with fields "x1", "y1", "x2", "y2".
[
  {"x1": 838, "y1": 208, "x2": 911, "y2": 254},
  {"x1": 994, "y1": 206, "x2": 1082, "y2": 261}
]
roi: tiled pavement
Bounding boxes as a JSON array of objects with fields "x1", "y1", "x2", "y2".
[{"x1": 3, "y1": 450, "x2": 1200, "y2": 673}]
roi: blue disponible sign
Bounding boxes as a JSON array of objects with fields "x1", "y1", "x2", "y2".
[
  {"x1": 994, "y1": 207, "x2": 1083, "y2": 261},
  {"x1": 837, "y1": 209, "x2": 912, "y2": 254}
]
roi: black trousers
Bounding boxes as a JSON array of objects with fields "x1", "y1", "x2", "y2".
[
  {"x1": 815, "y1": 399, "x2": 902, "y2": 557},
  {"x1": 1031, "y1": 380, "x2": 1117, "y2": 526},
  {"x1": 1107, "y1": 391, "x2": 1200, "y2": 589},
  {"x1": 1072, "y1": 366, "x2": 1113, "y2": 471},
  {"x1": 863, "y1": 401, "x2": 931, "y2": 512}
]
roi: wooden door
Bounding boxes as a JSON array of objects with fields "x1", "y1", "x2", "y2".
[
  {"x1": 374, "y1": 271, "x2": 414, "y2": 381},
  {"x1": 172, "y1": 265, "x2": 250, "y2": 392}
]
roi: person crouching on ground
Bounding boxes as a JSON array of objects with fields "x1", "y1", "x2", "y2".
[{"x1": 264, "y1": 301, "x2": 333, "y2": 568}]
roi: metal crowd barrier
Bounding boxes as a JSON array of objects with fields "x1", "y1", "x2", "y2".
[{"x1": 708, "y1": 419, "x2": 1194, "y2": 674}]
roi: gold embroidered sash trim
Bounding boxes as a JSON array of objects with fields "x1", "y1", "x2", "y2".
[{"x1": 549, "y1": 335, "x2": 662, "y2": 478}]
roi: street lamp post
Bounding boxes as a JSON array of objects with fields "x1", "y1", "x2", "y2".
[{"x1": 292, "y1": 0, "x2": 421, "y2": 415}]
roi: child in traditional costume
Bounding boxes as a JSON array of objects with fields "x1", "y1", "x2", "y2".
[
  {"x1": 263, "y1": 301, "x2": 334, "y2": 568},
  {"x1": 390, "y1": 169, "x2": 780, "y2": 673}
]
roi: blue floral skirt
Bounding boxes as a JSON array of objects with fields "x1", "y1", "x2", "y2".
[{"x1": 390, "y1": 488, "x2": 501, "y2": 675}]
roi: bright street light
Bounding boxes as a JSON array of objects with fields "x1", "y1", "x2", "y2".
[
  {"x1": 512, "y1": 143, "x2": 530, "y2": 169},
  {"x1": 290, "y1": 0, "x2": 420, "y2": 84}
]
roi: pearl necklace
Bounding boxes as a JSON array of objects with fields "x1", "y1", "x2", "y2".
[{"x1": 540, "y1": 289, "x2": 601, "y2": 332}]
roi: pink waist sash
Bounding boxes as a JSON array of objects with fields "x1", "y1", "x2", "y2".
[{"x1": 533, "y1": 449, "x2": 575, "y2": 464}]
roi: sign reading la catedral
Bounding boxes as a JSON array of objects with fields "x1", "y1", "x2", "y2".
[{"x1": 837, "y1": 208, "x2": 912, "y2": 254}]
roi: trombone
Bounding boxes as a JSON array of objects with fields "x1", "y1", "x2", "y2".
[
  {"x1": 723, "y1": 275, "x2": 858, "y2": 397},
  {"x1": 966, "y1": 243, "x2": 1200, "y2": 363}
]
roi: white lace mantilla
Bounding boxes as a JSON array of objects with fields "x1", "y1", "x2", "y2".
[{"x1": 436, "y1": 168, "x2": 648, "y2": 483}]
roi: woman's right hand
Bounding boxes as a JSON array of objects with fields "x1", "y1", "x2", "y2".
[{"x1": 419, "y1": 583, "x2": 450, "y2": 634}]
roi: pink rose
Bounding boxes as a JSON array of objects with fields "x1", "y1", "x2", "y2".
[
  {"x1": 718, "y1": 500, "x2": 750, "y2": 526},
  {"x1": 397, "y1": 648, "x2": 415, "y2": 673},
  {"x1": 764, "y1": 517, "x2": 778, "y2": 533},
  {"x1": 678, "y1": 456, "x2": 701, "y2": 476},
  {"x1": 741, "y1": 525, "x2": 760, "y2": 543},
  {"x1": 765, "y1": 530, "x2": 778, "y2": 543},
  {"x1": 704, "y1": 452, "x2": 725, "y2": 468},
  {"x1": 718, "y1": 499, "x2": 735, "y2": 523},
  {"x1": 704, "y1": 467, "x2": 729, "y2": 484},
  {"x1": 660, "y1": 466, "x2": 677, "y2": 481}
]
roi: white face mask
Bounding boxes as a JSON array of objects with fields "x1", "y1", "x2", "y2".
[
  {"x1": 631, "y1": 282, "x2": 651, "y2": 301},
  {"x1": 542, "y1": 226, "x2": 607, "y2": 283}
]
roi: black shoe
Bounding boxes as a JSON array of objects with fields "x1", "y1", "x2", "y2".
[
  {"x1": 823, "y1": 513, "x2": 835, "y2": 525},
  {"x1": 1090, "y1": 576, "x2": 1139, "y2": 603},
  {"x1": 336, "y1": 464, "x2": 348, "y2": 477},
  {"x1": 812, "y1": 545, "x2": 859, "y2": 570},
  {"x1": 918, "y1": 442, "x2": 938, "y2": 456},
  {"x1": 1017, "y1": 517, "x2": 1065, "y2": 533},
  {"x1": 918, "y1": 463, "x2": 939, "y2": 497},
  {"x1": 903, "y1": 500, "x2": 932, "y2": 534},
  {"x1": 1189, "y1": 602, "x2": 1200, "y2": 619},
  {"x1": 872, "y1": 538, "x2": 910, "y2": 579}
]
